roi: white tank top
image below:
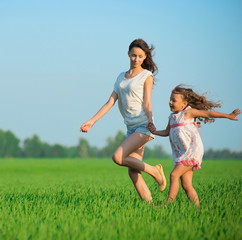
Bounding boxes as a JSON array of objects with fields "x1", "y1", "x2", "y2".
[{"x1": 113, "y1": 69, "x2": 153, "y2": 126}]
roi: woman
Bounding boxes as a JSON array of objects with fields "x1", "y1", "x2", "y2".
[{"x1": 80, "y1": 39, "x2": 166, "y2": 202}]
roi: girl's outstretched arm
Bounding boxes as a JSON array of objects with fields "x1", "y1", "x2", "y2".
[
  {"x1": 185, "y1": 108, "x2": 241, "y2": 121},
  {"x1": 80, "y1": 91, "x2": 118, "y2": 133},
  {"x1": 147, "y1": 122, "x2": 170, "y2": 137}
]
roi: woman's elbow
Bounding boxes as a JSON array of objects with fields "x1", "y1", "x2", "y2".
[
  {"x1": 143, "y1": 102, "x2": 152, "y2": 111},
  {"x1": 106, "y1": 98, "x2": 116, "y2": 108}
]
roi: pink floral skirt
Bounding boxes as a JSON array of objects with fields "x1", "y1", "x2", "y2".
[{"x1": 175, "y1": 159, "x2": 201, "y2": 170}]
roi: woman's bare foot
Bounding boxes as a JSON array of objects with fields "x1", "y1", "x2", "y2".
[{"x1": 155, "y1": 164, "x2": 167, "y2": 191}]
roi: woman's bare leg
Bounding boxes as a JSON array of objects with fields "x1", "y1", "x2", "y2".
[
  {"x1": 112, "y1": 132, "x2": 164, "y2": 196},
  {"x1": 128, "y1": 145, "x2": 152, "y2": 202}
]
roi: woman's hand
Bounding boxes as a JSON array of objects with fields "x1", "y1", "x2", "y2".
[
  {"x1": 80, "y1": 91, "x2": 118, "y2": 133},
  {"x1": 147, "y1": 122, "x2": 156, "y2": 134},
  {"x1": 80, "y1": 121, "x2": 94, "y2": 133}
]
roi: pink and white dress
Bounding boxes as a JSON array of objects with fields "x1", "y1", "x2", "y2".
[{"x1": 169, "y1": 106, "x2": 204, "y2": 170}]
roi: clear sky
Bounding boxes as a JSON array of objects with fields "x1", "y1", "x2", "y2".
[{"x1": 0, "y1": 0, "x2": 241, "y2": 154}]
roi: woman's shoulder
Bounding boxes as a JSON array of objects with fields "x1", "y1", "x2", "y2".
[
  {"x1": 143, "y1": 69, "x2": 153, "y2": 77},
  {"x1": 138, "y1": 70, "x2": 153, "y2": 83},
  {"x1": 115, "y1": 72, "x2": 126, "y2": 81},
  {"x1": 117, "y1": 71, "x2": 126, "y2": 77}
]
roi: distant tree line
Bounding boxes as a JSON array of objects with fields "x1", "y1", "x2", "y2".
[
  {"x1": 0, "y1": 129, "x2": 241, "y2": 159},
  {"x1": 204, "y1": 148, "x2": 242, "y2": 159},
  {"x1": 0, "y1": 129, "x2": 169, "y2": 159}
]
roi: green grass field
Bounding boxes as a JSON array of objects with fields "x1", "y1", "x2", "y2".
[{"x1": 0, "y1": 158, "x2": 241, "y2": 240}]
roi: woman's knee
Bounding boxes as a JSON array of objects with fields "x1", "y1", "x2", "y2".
[
  {"x1": 128, "y1": 168, "x2": 140, "y2": 178},
  {"x1": 112, "y1": 151, "x2": 123, "y2": 165}
]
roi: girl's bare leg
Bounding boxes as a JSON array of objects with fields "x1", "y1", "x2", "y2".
[
  {"x1": 112, "y1": 132, "x2": 164, "y2": 197},
  {"x1": 128, "y1": 145, "x2": 152, "y2": 202},
  {"x1": 166, "y1": 164, "x2": 193, "y2": 204},
  {"x1": 181, "y1": 170, "x2": 200, "y2": 207}
]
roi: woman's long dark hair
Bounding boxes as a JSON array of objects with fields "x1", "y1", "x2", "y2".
[{"x1": 129, "y1": 39, "x2": 158, "y2": 75}]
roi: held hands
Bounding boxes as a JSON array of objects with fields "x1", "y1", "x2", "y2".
[
  {"x1": 80, "y1": 121, "x2": 94, "y2": 133},
  {"x1": 228, "y1": 109, "x2": 241, "y2": 121},
  {"x1": 146, "y1": 122, "x2": 157, "y2": 134}
]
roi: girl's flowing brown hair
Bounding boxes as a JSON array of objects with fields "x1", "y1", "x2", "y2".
[
  {"x1": 172, "y1": 85, "x2": 222, "y2": 123},
  {"x1": 129, "y1": 39, "x2": 158, "y2": 76}
]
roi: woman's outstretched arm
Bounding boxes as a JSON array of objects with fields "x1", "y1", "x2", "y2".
[{"x1": 80, "y1": 91, "x2": 118, "y2": 133}]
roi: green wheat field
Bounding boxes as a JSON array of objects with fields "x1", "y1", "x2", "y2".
[{"x1": 0, "y1": 158, "x2": 241, "y2": 240}]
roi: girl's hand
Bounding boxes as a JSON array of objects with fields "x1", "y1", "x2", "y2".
[
  {"x1": 228, "y1": 108, "x2": 241, "y2": 121},
  {"x1": 80, "y1": 121, "x2": 94, "y2": 133}
]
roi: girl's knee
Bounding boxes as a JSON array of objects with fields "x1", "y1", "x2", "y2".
[
  {"x1": 170, "y1": 171, "x2": 179, "y2": 181},
  {"x1": 181, "y1": 181, "x2": 193, "y2": 192}
]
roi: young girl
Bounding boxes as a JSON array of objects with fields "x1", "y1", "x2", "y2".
[
  {"x1": 147, "y1": 85, "x2": 241, "y2": 207},
  {"x1": 80, "y1": 39, "x2": 166, "y2": 203}
]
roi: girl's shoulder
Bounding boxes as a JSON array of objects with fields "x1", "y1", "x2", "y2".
[
  {"x1": 184, "y1": 106, "x2": 196, "y2": 114},
  {"x1": 169, "y1": 112, "x2": 179, "y2": 121},
  {"x1": 184, "y1": 106, "x2": 192, "y2": 111},
  {"x1": 183, "y1": 106, "x2": 197, "y2": 120}
]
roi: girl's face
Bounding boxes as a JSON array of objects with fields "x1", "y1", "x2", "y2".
[
  {"x1": 128, "y1": 47, "x2": 146, "y2": 69},
  {"x1": 169, "y1": 93, "x2": 188, "y2": 113}
]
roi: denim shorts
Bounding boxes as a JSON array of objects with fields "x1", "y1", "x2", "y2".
[{"x1": 126, "y1": 123, "x2": 154, "y2": 138}]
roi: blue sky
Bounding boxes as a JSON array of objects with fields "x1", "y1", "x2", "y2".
[{"x1": 0, "y1": 0, "x2": 241, "y2": 153}]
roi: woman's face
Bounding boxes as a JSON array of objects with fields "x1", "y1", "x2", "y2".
[{"x1": 128, "y1": 47, "x2": 146, "y2": 69}]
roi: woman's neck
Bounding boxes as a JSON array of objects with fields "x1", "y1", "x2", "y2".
[{"x1": 126, "y1": 67, "x2": 144, "y2": 78}]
